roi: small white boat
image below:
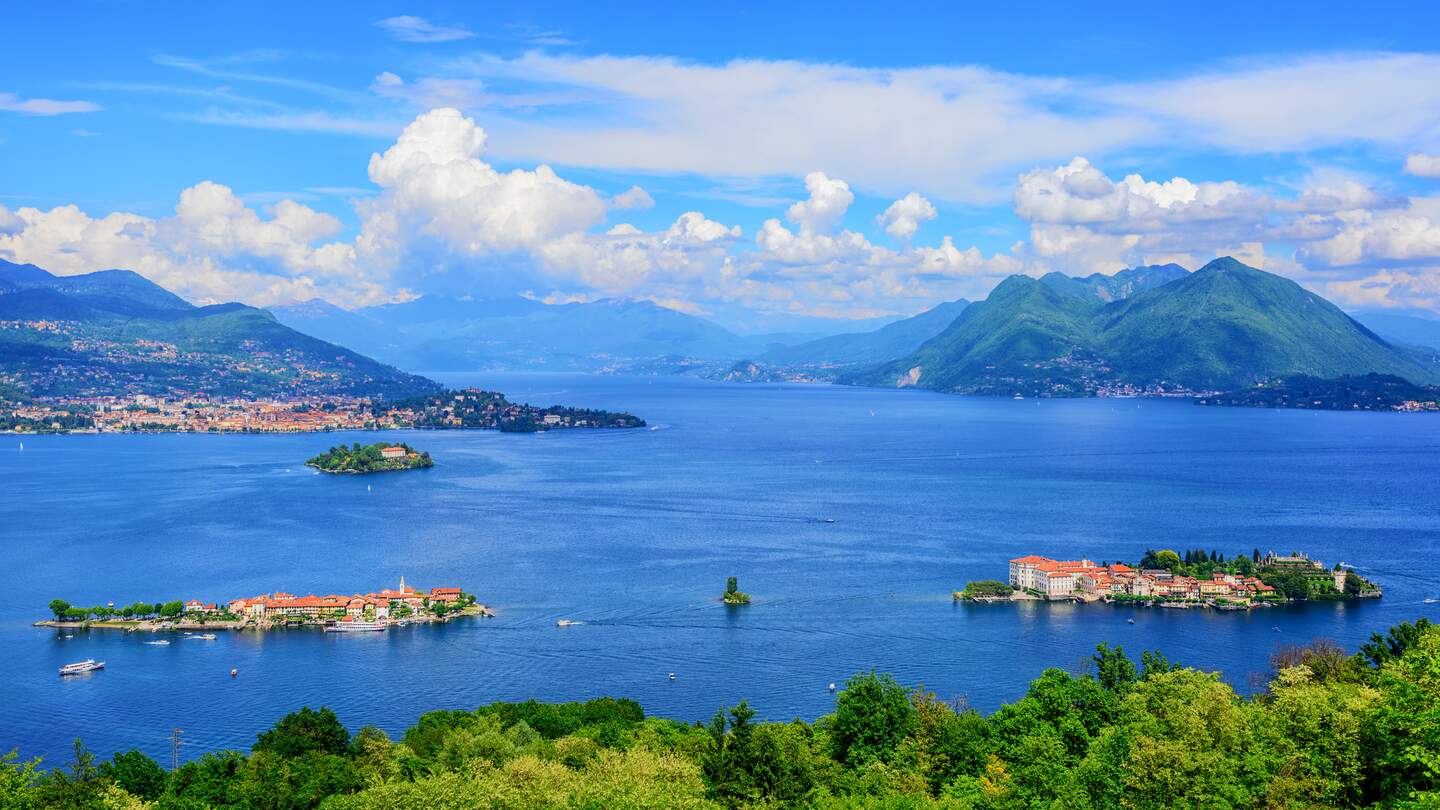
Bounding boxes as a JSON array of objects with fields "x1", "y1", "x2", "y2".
[
  {"x1": 1424, "y1": 598, "x2": 1438, "y2": 604},
  {"x1": 668, "y1": 672, "x2": 676, "y2": 681},
  {"x1": 823, "y1": 517, "x2": 836, "y2": 524},
  {"x1": 556, "y1": 619, "x2": 579, "y2": 627},
  {"x1": 59, "y1": 659, "x2": 104, "y2": 676},
  {"x1": 144, "y1": 639, "x2": 171, "y2": 646},
  {"x1": 324, "y1": 622, "x2": 386, "y2": 633},
  {"x1": 1012, "y1": 394, "x2": 1024, "y2": 400},
  {"x1": 194, "y1": 633, "x2": 217, "y2": 640},
  {"x1": 828, "y1": 682, "x2": 836, "y2": 692}
]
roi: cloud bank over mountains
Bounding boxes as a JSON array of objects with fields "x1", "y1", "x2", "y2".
[{"x1": 3, "y1": 94, "x2": 1440, "y2": 319}]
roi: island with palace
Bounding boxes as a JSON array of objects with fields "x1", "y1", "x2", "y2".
[{"x1": 956, "y1": 549, "x2": 1381, "y2": 610}]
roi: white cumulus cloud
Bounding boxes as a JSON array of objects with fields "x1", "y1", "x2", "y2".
[
  {"x1": 1406, "y1": 154, "x2": 1440, "y2": 179},
  {"x1": 878, "y1": 192, "x2": 937, "y2": 240}
]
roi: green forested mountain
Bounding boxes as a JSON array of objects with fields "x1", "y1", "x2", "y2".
[
  {"x1": 0, "y1": 260, "x2": 438, "y2": 400},
  {"x1": 6, "y1": 618, "x2": 1440, "y2": 809},
  {"x1": 847, "y1": 258, "x2": 1440, "y2": 395}
]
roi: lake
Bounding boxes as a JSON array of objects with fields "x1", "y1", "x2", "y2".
[{"x1": 4, "y1": 374, "x2": 1439, "y2": 766}]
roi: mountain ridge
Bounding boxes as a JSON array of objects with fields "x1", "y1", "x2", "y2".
[
  {"x1": 0, "y1": 259, "x2": 438, "y2": 400},
  {"x1": 845, "y1": 257, "x2": 1439, "y2": 395}
]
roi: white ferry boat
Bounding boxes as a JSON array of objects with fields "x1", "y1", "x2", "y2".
[
  {"x1": 323, "y1": 621, "x2": 387, "y2": 633},
  {"x1": 59, "y1": 659, "x2": 104, "y2": 676}
]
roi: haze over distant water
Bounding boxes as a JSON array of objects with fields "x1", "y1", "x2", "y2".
[{"x1": 5, "y1": 375, "x2": 1440, "y2": 766}]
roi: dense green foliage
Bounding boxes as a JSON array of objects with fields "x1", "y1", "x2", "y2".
[
  {"x1": 1197, "y1": 373, "x2": 1440, "y2": 411},
  {"x1": 847, "y1": 258, "x2": 1439, "y2": 395},
  {"x1": 10, "y1": 619, "x2": 1440, "y2": 808},
  {"x1": 46, "y1": 599, "x2": 187, "y2": 622},
  {"x1": 957, "y1": 581, "x2": 1013, "y2": 600},
  {"x1": 305, "y1": 442, "x2": 432, "y2": 474}
]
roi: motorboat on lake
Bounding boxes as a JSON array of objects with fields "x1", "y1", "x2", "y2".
[
  {"x1": 59, "y1": 659, "x2": 104, "y2": 676},
  {"x1": 144, "y1": 639, "x2": 170, "y2": 646},
  {"x1": 556, "y1": 619, "x2": 578, "y2": 627}
]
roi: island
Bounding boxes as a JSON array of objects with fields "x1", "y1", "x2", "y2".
[
  {"x1": 376, "y1": 389, "x2": 646, "y2": 432},
  {"x1": 957, "y1": 549, "x2": 1381, "y2": 610},
  {"x1": 1196, "y1": 373, "x2": 1440, "y2": 412},
  {"x1": 722, "y1": 576, "x2": 751, "y2": 605},
  {"x1": 306, "y1": 442, "x2": 432, "y2": 474},
  {"x1": 36, "y1": 577, "x2": 490, "y2": 633}
]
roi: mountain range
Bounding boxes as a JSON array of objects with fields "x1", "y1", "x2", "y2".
[
  {"x1": 0, "y1": 259, "x2": 436, "y2": 401},
  {"x1": 269, "y1": 295, "x2": 829, "y2": 373},
  {"x1": 845, "y1": 257, "x2": 1440, "y2": 394},
  {"x1": 6, "y1": 253, "x2": 1440, "y2": 404}
]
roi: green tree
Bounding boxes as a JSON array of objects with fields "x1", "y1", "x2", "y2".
[
  {"x1": 0, "y1": 750, "x2": 40, "y2": 810},
  {"x1": 1368, "y1": 623, "x2": 1440, "y2": 801},
  {"x1": 830, "y1": 671, "x2": 916, "y2": 767},
  {"x1": 32, "y1": 740, "x2": 104, "y2": 810},
  {"x1": 48, "y1": 599, "x2": 70, "y2": 622},
  {"x1": 254, "y1": 707, "x2": 351, "y2": 758},
  {"x1": 1093, "y1": 643, "x2": 1138, "y2": 693},
  {"x1": 1360, "y1": 619, "x2": 1433, "y2": 669},
  {"x1": 1153, "y1": 549, "x2": 1181, "y2": 570},
  {"x1": 99, "y1": 749, "x2": 167, "y2": 801}
]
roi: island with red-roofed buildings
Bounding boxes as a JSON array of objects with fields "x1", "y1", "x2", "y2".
[
  {"x1": 955, "y1": 549, "x2": 1380, "y2": 609},
  {"x1": 36, "y1": 576, "x2": 489, "y2": 633}
]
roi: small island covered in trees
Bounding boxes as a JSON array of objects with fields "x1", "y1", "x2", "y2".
[
  {"x1": 957, "y1": 548, "x2": 1381, "y2": 609},
  {"x1": 306, "y1": 442, "x2": 432, "y2": 474},
  {"x1": 722, "y1": 576, "x2": 751, "y2": 605}
]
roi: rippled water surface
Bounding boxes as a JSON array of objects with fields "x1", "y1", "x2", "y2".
[{"x1": 5, "y1": 374, "x2": 1440, "y2": 764}]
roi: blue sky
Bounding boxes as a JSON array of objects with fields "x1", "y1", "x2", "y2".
[{"x1": 4, "y1": 1, "x2": 1440, "y2": 330}]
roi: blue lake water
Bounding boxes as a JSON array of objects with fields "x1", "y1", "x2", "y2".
[{"x1": 4, "y1": 374, "x2": 1440, "y2": 766}]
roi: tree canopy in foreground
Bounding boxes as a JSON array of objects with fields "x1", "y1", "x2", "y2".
[{"x1": 4, "y1": 618, "x2": 1439, "y2": 809}]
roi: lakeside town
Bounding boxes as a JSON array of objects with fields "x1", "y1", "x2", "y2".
[
  {"x1": 957, "y1": 549, "x2": 1382, "y2": 609},
  {"x1": 38, "y1": 577, "x2": 490, "y2": 633},
  {"x1": 0, "y1": 387, "x2": 645, "y2": 434}
]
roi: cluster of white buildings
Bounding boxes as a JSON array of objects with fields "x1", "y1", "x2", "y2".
[{"x1": 1008, "y1": 556, "x2": 1282, "y2": 603}]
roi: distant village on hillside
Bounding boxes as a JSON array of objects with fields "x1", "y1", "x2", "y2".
[{"x1": 958, "y1": 550, "x2": 1381, "y2": 610}]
